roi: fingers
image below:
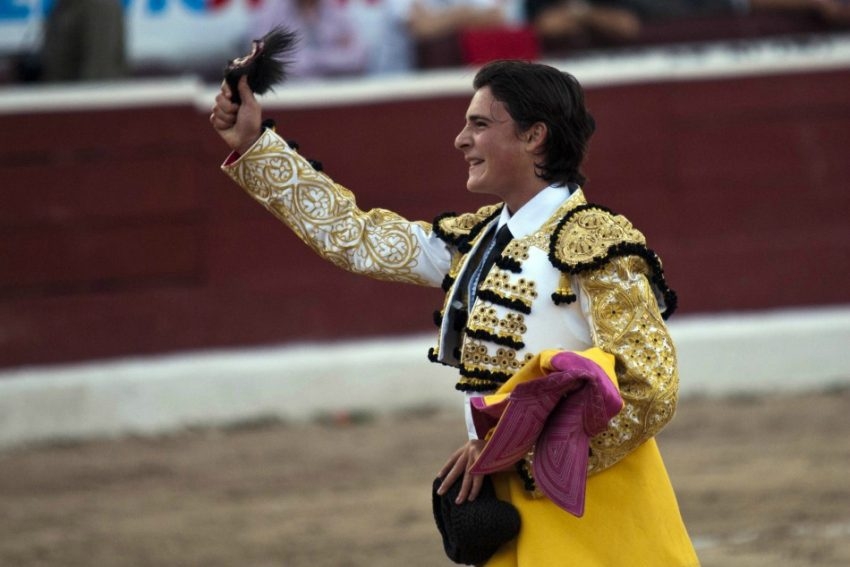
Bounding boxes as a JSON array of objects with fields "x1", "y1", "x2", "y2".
[
  {"x1": 436, "y1": 442, "x2": 487, "y2": 504},
  {"x1": 456, "y1": 468, "x2": 474, "y2": 503},
  {"x1": 442, "y1": 466, "x2": 483, "y2": 505},
  {"x1": 468, "y1": 473, "x2": 484, "y2": 501},
  {"x1": 209, "y1": 106, "x2": 236, "y2": 130},
  {"x1": 209, "y1": 91, "x2": 239, "y2": 130},
  {"x1": 214, "y1": 90, "x2": 239, "y2": 114},
  {"x1": 219, "y1": 79, "x2": 233, "y2": 102},
  {"x1": 455, "y1": 465, "x2": 484, "y2": 504},
  {"x1": 209, "y1": 77, "x2": 263, "y2": 152},
  {"x1": 436, "y1": 446, "x2": 465, "y2": 495},
  {"x1": 438, "y1": 445, "x2": 464, "y2": 478},
  {"x1": 237, "y1": 75, "x2": 255, "y2": 105}
]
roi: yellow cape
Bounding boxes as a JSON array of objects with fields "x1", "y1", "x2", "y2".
[{"x1": 483, "y1": 348, "x2": 700, "y2": 567}]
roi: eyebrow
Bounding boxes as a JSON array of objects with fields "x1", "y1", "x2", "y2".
[{"x1": 466, "y1": 114, "x2": 493, "y2": 123}]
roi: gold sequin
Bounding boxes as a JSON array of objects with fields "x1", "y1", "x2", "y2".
[
  {"x1": 503, "y1": 239, "x2": 531, "y2": 264},
  {"x1": 478, "y1": 271, "x2": 538, "y2": 311},
  {"x1": 460, "y1": 338, "x2": 535, "y2": 379}
]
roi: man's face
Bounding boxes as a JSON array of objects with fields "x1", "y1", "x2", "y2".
[{"x1": 454, "y1": 87, "x2": 536, "y2": 202}]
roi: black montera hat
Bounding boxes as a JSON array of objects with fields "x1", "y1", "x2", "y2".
[{"x1": 432, "y1": 475, "x2": 521, "y2": 565}]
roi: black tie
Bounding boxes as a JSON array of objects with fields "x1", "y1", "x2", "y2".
[{"x1": 467, "y1": 224, "x2": 513, "y2": 308}]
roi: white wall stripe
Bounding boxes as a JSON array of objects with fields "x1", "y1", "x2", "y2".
[
  {"x1": 1, "y1": 34, "x2": 849, "y2": 114},
  {"x1": 1, "y1": 306, "x2": 848, "y2": 450}
]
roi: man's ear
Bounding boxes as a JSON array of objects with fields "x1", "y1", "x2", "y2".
[{"x1": 525, "y1": 122, "x2": 548, "y2": 153}]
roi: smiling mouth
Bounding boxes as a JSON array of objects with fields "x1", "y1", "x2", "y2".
[{"x1": 467, "y1": 158, "x2": 483, "y2": 168}]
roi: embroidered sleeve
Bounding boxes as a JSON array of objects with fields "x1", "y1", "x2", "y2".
[
  {"x1": 577, "y1": 255, "x2": 679, "y2": 475},
  {"x1": 221, "y1": 129, "x2": 451, "y2": 286}
]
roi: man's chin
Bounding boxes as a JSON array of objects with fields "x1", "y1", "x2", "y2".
[{"x1": 465, "y1": 180, "x2": 484, "y2": 194}]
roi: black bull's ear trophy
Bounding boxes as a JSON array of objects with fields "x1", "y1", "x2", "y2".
[{"x1": 223, "y1": 26, "x2": 298, "y2": 104}]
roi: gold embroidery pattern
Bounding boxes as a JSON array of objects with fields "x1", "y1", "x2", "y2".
[
  {"x1": 440, "y1": 191, "x2": 591, "y2": 384},
  {"x1": 578, "y1": 255, "x2": 678, "y2": 475},
  {"x1": 459, "y1": 340, "x2": 535, "y2": 382},
  {"x1": 456, "y1": 376, "x2": 501, "y2": 390},
  {"x1": 224, "y1": 131, "x2": 432, "y2": 285},
  {"x1": 448, "y1": 254, "x2": 464, "y2": 280},
  {"x1": 554, "y1": 207, "x2": 646, "y2": 267},
  {"x1": 436, "y1": 205, "x2": 502, "y2": 239},
  {"x1": 502, "y1": 239, "x2": 531, "y2": 266},
  {"x1": 525, "y1": 190, "x2": 587, "y2": 251},
  {"x1": 478, "y1": 271, "x2": 538, "y2": 312},
  {"x1": 466, "y1": 307, "x2": 527, "y2": 346}
]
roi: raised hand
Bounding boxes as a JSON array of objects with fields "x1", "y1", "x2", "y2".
[{"x1": 210, "y1": 76, "x2": 263, "y2": 155}]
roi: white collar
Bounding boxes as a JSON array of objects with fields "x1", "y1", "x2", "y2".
[{"x1": 498, "y1": 184, "x2": 578, "y2": 238}]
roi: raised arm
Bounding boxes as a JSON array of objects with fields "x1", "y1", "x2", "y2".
[{"x1": 210, "y1": 78, "x2": 452, "y2": 287}]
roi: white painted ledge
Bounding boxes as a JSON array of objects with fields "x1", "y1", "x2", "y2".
[
  {"x1": 0, "y1": 306, "x2": 848, "y2": 450},
  {"x1": 672, "y1": 306, "x2": 850, "y2": 395},
  {"x1": 2, "y1": 33, "x2": 849, "y2": 115}
]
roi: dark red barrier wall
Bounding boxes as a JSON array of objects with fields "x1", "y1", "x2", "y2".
[{"x1": 2, "y1": 68, "x2": 849, "y2": 368}]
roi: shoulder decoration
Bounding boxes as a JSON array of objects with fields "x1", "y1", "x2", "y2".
[
  {"x1": 549, "y1": 204, "x2": 678, "y2": 318},
  {"x1": 433, "y1": 204, "x2": 502, "y2": 253}
]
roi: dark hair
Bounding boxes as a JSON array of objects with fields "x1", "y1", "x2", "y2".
[{"x1": 472, "y1": 60, "x2": 596, "y2": 186}]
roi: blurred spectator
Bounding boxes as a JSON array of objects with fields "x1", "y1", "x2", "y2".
[
  {"x1": 406, "y1": 0, "x2": 519, "y2": 38},
  {"x1": 527, "y1": 0, "x2": 641, "y2": 41},
  {"x1": 528, "y1": 0, "x2": 850, "y2": 43},
  {"x1": 600, "y1": 0, "x2": 850, "y2": 23},
  {"x1": 394, "y1": 0, "x2": 526, "y2": 70},
  {"x1": 269, "y1": 0, "x2": 527, "y2": 75},
  {"x1": 249, "y1": 0, "x2": 368, "y2": 79},
  {"x1": 336, "y1": 0, "x2": 398, "y2": 74},
  {"x1": 748, "y1": 0, "x2": 850, "y2": 24},
  {"x1": 41, "y1": 0, "x2": 127, "y2": 82}
]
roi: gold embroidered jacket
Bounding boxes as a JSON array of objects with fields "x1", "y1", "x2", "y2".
[{"x1": 222, "y1": 129, "x2": 679, "y2": 475}]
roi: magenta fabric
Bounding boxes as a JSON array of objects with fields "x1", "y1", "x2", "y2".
[{"x1": 469, "y1": 351, "x2": 624, "y2": 516}]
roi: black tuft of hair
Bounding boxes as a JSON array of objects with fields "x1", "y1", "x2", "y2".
[{"x1": 224, "y1": 27, "x2": 298, "y2": 104}]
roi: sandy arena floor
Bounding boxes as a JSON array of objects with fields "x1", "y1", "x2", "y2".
[{"x1": 1, "y1": 388, "x2": 849, "y2": 567}]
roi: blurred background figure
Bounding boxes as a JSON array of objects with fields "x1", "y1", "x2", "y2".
[
  {"x1": 401, "y1": 0, "x2": 528, "y2": 69},
  {"x1": 251, "y1": 0, "x2": 521, "y2": 76},
  {"x1": 528, "y1": 0, "x2": 642, "y2": 43},
  {"x1": 598, "y1": 0, "x2": 850, "y2": 24},
  {"x1": 41, "y1": 0, "x2": 127, "y2": 82},
  {"x1": 405, "y1": 0, "x2": 518, "y2": 39},
  {"x1": 249, "y1": 0, "x2": 368, "y2": 80},
  {"x1": 529, "y1": 0, "x2": 850, "y2": 45},
  {"x1": 336, "y1": 0, "x2": 400, "y2": 74}
]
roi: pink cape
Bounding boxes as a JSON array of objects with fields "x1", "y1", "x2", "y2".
[{"x1": 469, "y1": 351, "x2": 624, "y2": 517}]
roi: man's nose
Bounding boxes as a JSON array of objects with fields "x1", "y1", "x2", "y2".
[{"x1": 455, "y1": 127, "x2": 470, "y2": 150}]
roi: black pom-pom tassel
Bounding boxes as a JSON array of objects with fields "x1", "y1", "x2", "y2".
[
  {"x1": 433, "y1": 310, "x2": 443, "y2": 327},
  {"x1": 224, "y1": 26, "x2": 298, "y2": 104},
  {"x1": 551, "y1": 292, "x2": 577, "y2": 306}
]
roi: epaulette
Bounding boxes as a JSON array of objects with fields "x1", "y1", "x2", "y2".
[
  {"x1": 549, "y1": 204, "x2": 646, "y2": 271},
  {"x1": 432, "y1": 204, "x2": 502, "y2": 253},
  {"x1": 548, "y1": 204, "x2": 678, "y2": 318}
]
